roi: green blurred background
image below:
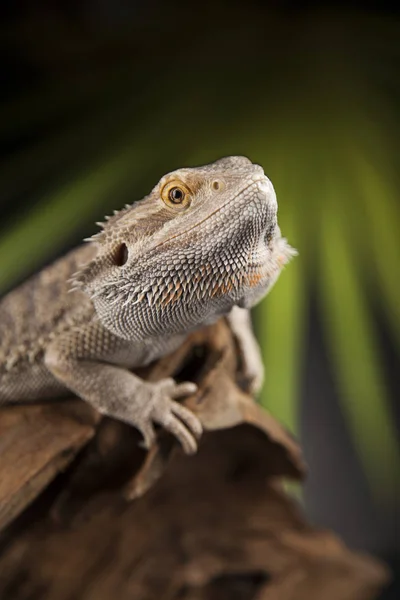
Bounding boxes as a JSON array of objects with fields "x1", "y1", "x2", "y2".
[{"x1": 0, "y1": 0, "x2": 399, "y2": 592}]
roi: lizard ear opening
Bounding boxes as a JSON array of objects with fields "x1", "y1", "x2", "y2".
[{"x1": 114, "y1": 243, "x2": 129, "y2": 267}]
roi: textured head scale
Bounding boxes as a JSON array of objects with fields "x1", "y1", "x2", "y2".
[{"x1": 73, "y1": 156, "x2": 296, "y2": 341}]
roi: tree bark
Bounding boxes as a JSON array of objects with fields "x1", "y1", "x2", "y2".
[{"x1": 0, "y1": 319, "x2": 389, "y2": 600}]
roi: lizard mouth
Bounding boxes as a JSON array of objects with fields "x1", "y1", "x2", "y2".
[{"x1": 153, "y1": 177, "x2": 269, "y2": 251}]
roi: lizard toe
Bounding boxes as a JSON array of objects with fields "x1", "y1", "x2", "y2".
[
  {"x1": 160, "y1": 410, "x2": 198, "y2": 455},
  {"x1": 170, "y1": 381, "x2": 198, "y2": 399},
  {"x1": 171, "y1": 401, "x2": 203, "y2": 439}
]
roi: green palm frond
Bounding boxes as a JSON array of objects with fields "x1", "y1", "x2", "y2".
[{"x1": 319, "y1": 183, "x2": 399, "y2": 504}]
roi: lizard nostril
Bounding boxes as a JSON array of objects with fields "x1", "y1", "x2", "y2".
[
  {"x1": 114, "y1": 243, "x2": 129, "y2": 267},
  {"x1": 212, "y1": 179, "x2": 225, "y2": 192}
]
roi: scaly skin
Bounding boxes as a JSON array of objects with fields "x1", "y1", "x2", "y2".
[{"x1": 0, "y1": 156, "x2": 296, "y2": 453}]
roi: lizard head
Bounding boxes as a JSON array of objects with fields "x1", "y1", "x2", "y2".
[{"x1": 73, "y1": 156, "x2": 296, "y2": 340}]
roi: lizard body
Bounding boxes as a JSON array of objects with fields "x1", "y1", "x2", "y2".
[{"x1": 0, "y1": 156, "x2": 296, "y2": 453}]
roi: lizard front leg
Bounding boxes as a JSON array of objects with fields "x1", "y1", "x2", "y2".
[
  {"x1": 44, "y1": 322, "x2": 202, "y2": 454},
  {"x1": 227, "y1": 306, "x2": 264, "y2": 395}
]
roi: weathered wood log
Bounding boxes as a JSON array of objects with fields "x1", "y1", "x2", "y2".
[{"x1": 0, "y1": 319, "x2": 389, "y2": 599}]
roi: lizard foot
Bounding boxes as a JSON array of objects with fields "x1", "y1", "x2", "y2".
[
  {"x1": 243, "y1": 355, "x2": 264, "y2": 396},
  {"x1": 227, "y1": 306, "x2": 264, "y2": 396},
  {"x1": 135, "y1": 378, "x2": 202, "y2": 454}
]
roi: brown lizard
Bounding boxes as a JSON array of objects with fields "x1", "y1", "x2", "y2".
[{"x1": 0, "y1": 156, "x2": 296, "y2": 454}]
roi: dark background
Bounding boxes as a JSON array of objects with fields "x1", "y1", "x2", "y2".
[{"x1": 0, "y1": 1, "x2": 399, "y2": 597}]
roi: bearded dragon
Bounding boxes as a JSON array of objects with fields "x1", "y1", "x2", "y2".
[{"x1": 0, "y1": 156, "x2": 295, "y2": 454}]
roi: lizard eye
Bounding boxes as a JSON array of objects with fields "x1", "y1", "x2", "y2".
[
  {"x1": 161, "y1": 180, "x2": 192, "y2": 210},
  {"x1": 170, "y1": 187, "x2": 184, "y2": 202},
  {"x1": 114, "y1": 243, "x2": 129, "y2": 266}
]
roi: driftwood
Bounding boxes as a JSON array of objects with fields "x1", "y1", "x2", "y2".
[{"x1": 0, "y1": 319, "x2": 389, "y2": 600}]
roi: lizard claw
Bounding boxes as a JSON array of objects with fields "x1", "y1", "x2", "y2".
[
  {"x1": 137, "y1": 421, "x2": 157, "y2": 450},
  {"x1": 136, "y1": 378, "x2": 202, "y2": 454}
]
